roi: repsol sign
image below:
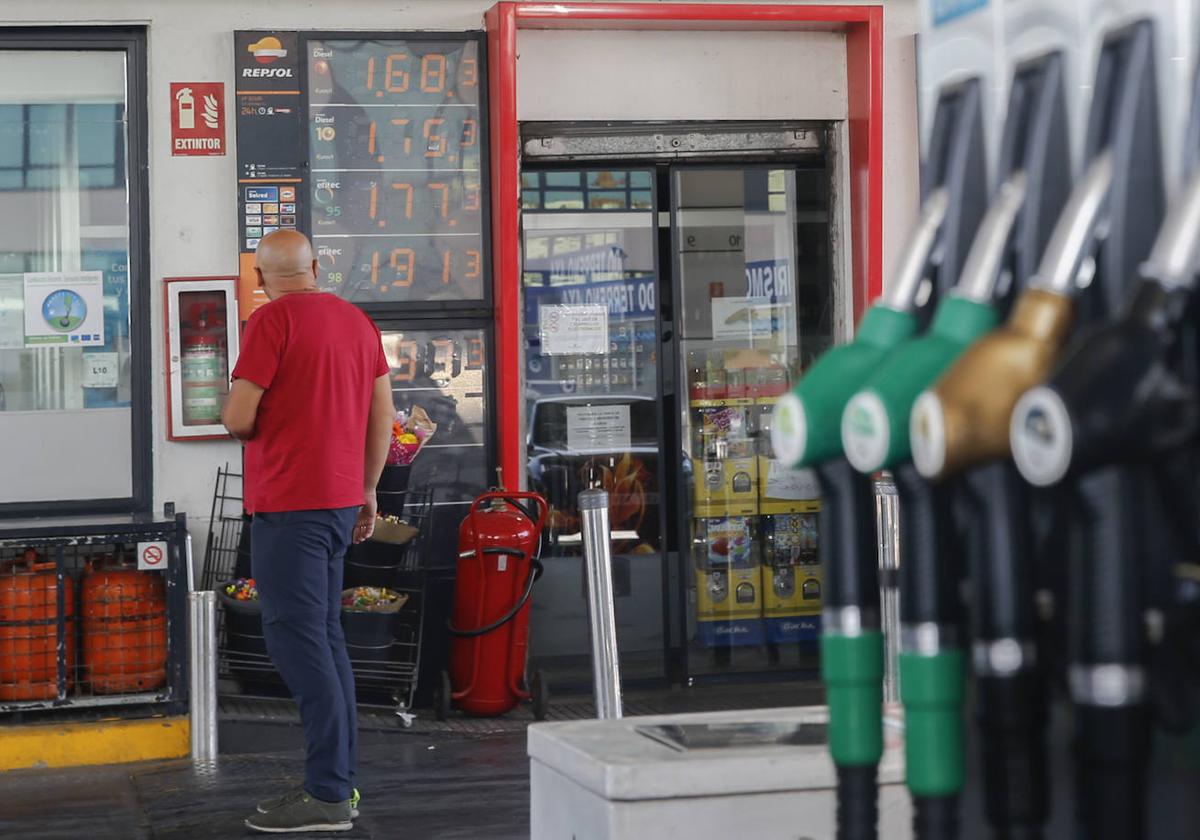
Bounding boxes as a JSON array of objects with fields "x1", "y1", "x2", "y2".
[{"x1": 241, "y1": 67, "x2": 294, "y2": 78}]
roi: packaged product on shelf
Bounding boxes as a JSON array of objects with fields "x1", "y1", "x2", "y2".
[
  {"x1": 761, "y1": 512, "x2": 822, "y2": 642},
  {"x1": 693, "y1": 515, "x2": 765, "y2": 646}
]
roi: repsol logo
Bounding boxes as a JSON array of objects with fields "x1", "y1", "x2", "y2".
[{"x1": 242, "y1": 67, "x2": 294, "y2": 78}]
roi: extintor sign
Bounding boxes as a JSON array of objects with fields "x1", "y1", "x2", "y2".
[{"x1": 171, "y1": 82, "x2": 225, "y2": 156}]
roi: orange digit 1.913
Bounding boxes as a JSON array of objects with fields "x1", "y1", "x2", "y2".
[
  {"x1": 391, "y1": 247, "x2": 415, "y2": 287},
  {"x1": 392, "y1": 338, "x2": 419, "y2": 383},
  {"x1": 465, "y1": 249, "x2": 481, "y2": 279},
  {"x1": 389, "y1": 118, "x2": 411, "y2": 155},
  {"x1": 441, "y1": 250, "x2": 452, "y2": 285}
]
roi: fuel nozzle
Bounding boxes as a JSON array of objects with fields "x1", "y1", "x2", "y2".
[
  {"x1": 773, "y1": 189, "x2": 950, "y2": 840},
  {"x1": 1006, "y1": 169, "x2": 1200, "y2": 840},
  {"x1": 910, "y1": 153, "x2": 1113, "y2": 480},
  {"x1": 1010, "y1": 169, "x2": 1200, "y2": 485},
  {"x1": 834, "y1": 172, "x2": 1031, "y2": 840},
  {"x1": 770, "y1": 190, "x2": 946, "y2": 469}
]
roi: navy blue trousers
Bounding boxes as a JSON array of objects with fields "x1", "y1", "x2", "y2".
[{"x1": 252, "y1": 507, "x2": 359, "y2": 803}]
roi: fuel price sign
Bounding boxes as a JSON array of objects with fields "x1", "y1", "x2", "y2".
[{"x1": 307, "y1": 38, "x2": 487, "y2": 304}]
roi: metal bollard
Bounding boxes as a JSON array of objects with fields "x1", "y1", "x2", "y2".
[
  {"x1": 189, "y1": 590, "x2": 219, "y2": 762},
  {"x1": 579, "y1": 489, "x2": 623, "y2": 719},
  {"x1": 874, "y1": 473, "x2": 901, "y2": 704}
]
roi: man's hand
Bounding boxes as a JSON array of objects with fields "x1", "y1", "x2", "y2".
[{"x1": 354, "y1": 490, "x2": 378, "y2": 544}]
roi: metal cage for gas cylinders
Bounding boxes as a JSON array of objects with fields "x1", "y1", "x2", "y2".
[
  {"x1": 0, "y1": 512, "x2": 190, "y2": 718},
  {"x1": 437, "y1": 491, "x2": 549, "y2": 720}
]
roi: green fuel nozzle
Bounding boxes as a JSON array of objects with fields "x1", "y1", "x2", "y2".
[{"x1": 769, "y1": 190, "x2": 949, "y2": 469}]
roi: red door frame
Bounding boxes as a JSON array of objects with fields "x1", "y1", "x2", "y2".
[{"x1": 484, "y1": 1, "x2": 885, "y2": 488}]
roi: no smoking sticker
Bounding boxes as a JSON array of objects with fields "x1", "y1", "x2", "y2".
[{"x1": 138, "y1": 541, "x2": 169, "y2": 571}]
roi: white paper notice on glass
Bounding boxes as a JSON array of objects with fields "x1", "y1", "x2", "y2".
[
  {"x1": 765, "y1": 460, "x2": 821, "y2": 500},
  {"x1": 712, "y1": 296, "x2": 774, "y2": 341},
  {"x1": 566, "y1": 404, "x2": 632, "y2": 453},
  {"x1": 539, "y1": 304, "x2": 608, "y2": 355},
  {"x1": 0, "y1": 274, "x2": 23, "y2": 349},
  {"x1": 81, "y1": 352, "x2": 120, "y2": 389},
  {"x1": 23, "y1": 271, "x2": 106, "y2": 348}
]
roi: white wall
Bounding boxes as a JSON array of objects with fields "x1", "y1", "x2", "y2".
[
  {"x1": 2, "y1": 0, "x2": 920, "y2": 564},
  {"x1": 518, "y1": 29, "x2": 849, "y2": 121}
]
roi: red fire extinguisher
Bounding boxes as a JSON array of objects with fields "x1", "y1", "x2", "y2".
[{"x1": 437, "y1": 490, "x2": 549, "y2": 720}]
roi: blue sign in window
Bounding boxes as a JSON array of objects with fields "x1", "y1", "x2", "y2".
[{"x1": 931, "y1": 0, "x2": 988, "y2": 27}]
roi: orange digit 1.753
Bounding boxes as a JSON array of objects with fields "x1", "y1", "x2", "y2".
[
  {"x1": 423, "y1": 118, "x2": 445, "y2": 157},
  {"x1": 389, "y1": 118, "x2": 412, "y2": 155},
  {"x1": 460, "y1": 119, "x2": 477, "y2": 148}
]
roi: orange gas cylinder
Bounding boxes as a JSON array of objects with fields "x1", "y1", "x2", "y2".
[
  {"x1": 82, "y1": 556, "x2": 167, "y2": 694},
  {"x1": 0, "y1": 553, "x2": 76, "y2": 701}
]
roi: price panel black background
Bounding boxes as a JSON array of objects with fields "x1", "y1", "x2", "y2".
[{"x1": 307, "y1": 38, "x2": 487, "y2": 304}]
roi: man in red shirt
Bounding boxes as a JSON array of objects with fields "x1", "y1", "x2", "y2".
[{"x1": 222, "y1": 230, "x2": 394, "y2": 834}]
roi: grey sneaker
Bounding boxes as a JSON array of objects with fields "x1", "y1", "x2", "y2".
[
  {"x1": 258, "y1": 786, "x2": 360, "y2": 819},
  {"x1": 244, "y1": 791, "x2": 352, "y2": 833}
]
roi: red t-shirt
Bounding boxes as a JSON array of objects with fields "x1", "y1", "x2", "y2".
[{"x1": 232, "y1": 293, "x2": 389, "y2": 514}]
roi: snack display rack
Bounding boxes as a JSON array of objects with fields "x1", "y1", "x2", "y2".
[
  {"x1": 201, "y1": 466, "x2": 435, "y2": 721},
  {"x1": 684, "y1": 352, "x2": 823, "y2": 651}
]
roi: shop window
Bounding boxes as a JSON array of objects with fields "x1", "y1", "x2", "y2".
[{"x1": 0, "y1": 33, "x2": 150, "y2": 513}]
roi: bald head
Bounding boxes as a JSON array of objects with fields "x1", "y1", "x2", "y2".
[{"x1": 255, "y1": 230, "x2": 318, "y2": 299}]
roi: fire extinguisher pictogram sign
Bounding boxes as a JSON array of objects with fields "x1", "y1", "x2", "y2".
[{"x1": 171, "y1": 82, "x2": 225, "y2": 156}]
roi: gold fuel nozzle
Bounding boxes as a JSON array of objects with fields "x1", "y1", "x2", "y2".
[{"x1": 910, "y1": 288, "x2": 1075, "y2": 479}]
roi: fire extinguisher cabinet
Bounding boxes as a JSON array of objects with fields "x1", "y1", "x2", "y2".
[{"x1": 164, "y1": 276, "x2": 240, "y2": 440}]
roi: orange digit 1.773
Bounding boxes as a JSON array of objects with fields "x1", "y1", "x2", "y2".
[
  {"x1": 428, "y1": 183, "x2": 449, "y2": 219},
  {"x1": 391, "y1": 181, "x2": 414, "y2": 219}
]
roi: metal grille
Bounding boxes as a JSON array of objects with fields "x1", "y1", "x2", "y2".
[
  {"x1": 0, "y1": 517, "x2": 188, "y2": 716},
  {"x1": 203, "y1": 466, "x2": 437, "y2": 715}
]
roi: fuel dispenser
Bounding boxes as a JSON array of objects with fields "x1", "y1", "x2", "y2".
[
  {"x1": 909, "y1": 19, "x2": 1166, "y2": 840},
  {"x1": 769, "y1": 50, "x2": 993, "y2": 840},
  {"x1": 839, "y1": 44, "x2": 1074, "y2": 839},
  {"x1": 1008, "y1": 68, "x2": 1200, "y2": 840}
]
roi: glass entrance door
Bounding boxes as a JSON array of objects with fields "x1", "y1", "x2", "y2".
[
  {"x1": 672, "y1": 166, "x2": 832, "y2": 679},
  {"x1": 519, "y1": 160, "x2": 834, "y2": 688},
  {"x1": 520, "y1": 169, "x2": 667, "y2": 687}
]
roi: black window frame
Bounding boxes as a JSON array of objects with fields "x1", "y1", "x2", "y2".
[{"x1": 0, "y1": 26, "x2": 152, "y2": 518}]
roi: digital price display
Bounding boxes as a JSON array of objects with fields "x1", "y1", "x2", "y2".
[{"x1": 307, "y1": 39, "x2": 486, "y2": 303}]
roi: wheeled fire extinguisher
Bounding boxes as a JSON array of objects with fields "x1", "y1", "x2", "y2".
[{"x1": 437, "y1": 490, "x2": 549, "y2": 720}]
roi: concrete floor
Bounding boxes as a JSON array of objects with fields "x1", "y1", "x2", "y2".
[{"x1": 0, "y1": 734, "x2": 529, "y2": 839}]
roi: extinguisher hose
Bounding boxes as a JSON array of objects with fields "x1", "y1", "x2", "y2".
[{"x1": 447, "y1": 552, "x2": 545, "y2": 638}]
